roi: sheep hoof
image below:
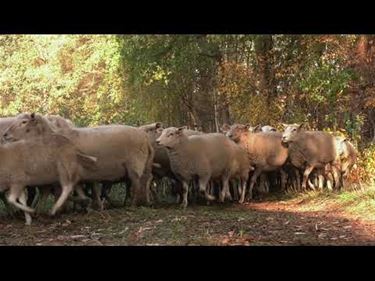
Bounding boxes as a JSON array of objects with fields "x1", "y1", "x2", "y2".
[
  {"x1": 206, "y1": 194, "x2": 216, "y2": 201},
  {"x1": 218, "y1": 194, "x2": 225, "y2": 203}
]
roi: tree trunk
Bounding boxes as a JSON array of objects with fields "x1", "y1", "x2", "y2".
[{"x1": 254, "y1": 35, "x2": 275, "y2": 105}]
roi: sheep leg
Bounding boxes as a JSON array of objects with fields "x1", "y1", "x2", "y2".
[
  {"x1": 259, "y1": 173, "x2": 266, "y2": 193},
  {"x1": 219, "y1": 177, "x2": 230, "y2": 203},
  {"x1": 172, "y1": 180, "x2": 182, "y2": 204},
  {"x1": 141, "y1": 172, "x2": 153, "y2": 206},
  {"x1": 162, "y1": 180, "x2": 167, "y2": 197},
  {"x1": 246, "y1": 168, "x2": 262, "y2": 201},
  {"x1": 237, "y1": 181, "x2": 242, "y2": 201},
  {"x1": 332, "y1": 166, "x2": 341, "y2": 191},
  {"x1": 239, "y1": 179, "x2": 248, "y2": 204},
  {"x1": 128, "y1": 173, "x2": 141, "y2": 206},
  {"x1": 207, "y1": 181, "x2": 212, "y2": 197},
  {"x1": 280, "y1": 169, "x2": 287, "y2": 192},
  {"x1": 75, "y1": 184, "x2": 92, "y2": 210},
  {"x1": 308, "y1": 177, "x2": 316, "y2": 191},
  {"x1": 341, "y1": 172, "x2": 347, "y2": 190},
  {"x1": 318, "y1": 174, "x2": 324, "y2": 190},
  {"x1": 0, "y1": 192, "x2": 13, "y2": 215},
  {"x1": 50, "y1": 183, "x2": 74, "y2": 216},
  {"x1": 231, "y1": 181, "x2": 239, "y2": 201},
  {"x1": 314, "y1": 174, "x2": 319, "y2": 189},
  {"x1": 7, "y1": 185, "x2": 35, "y2": 214},
  {"x1": 293, "y1": 172, "x2": 299, "y2": 192},
  {"x1": 150, "y1": 181, "x2": 159, "y2": 203},
  {"x1": 90, "y1": 183, "x2": 103, "y2": 211},
  {"x1": 294, "y1": 169, "x2": 301, "y2": 191},
  {"x1": 180, "y1": 181, "x2": 189, "y2": 208},
  {"x1": 199, "y1": 175, "x2": 215, "y2": 202},
  {"x1": 101, "y1": 183, "x2": 115, "y2": 207},
  {"x1": 302, "y1": 165, "x2": 315, "y2": 190},
  {"x1": 325, "y1": 171, "x2": 334, "y2": 191},
  {"x1": 19, "y1": 190, "x2": 32, "y2": 225},
  {"x1": 265, "y1": 178, "x2": 270, "y2": 193}
]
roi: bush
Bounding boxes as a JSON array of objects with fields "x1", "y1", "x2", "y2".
[{"x1": 343, "y1": 144, "x2": 375, "y2": 187}]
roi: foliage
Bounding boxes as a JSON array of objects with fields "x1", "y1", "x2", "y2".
[
  {"x1": 353, "y1": 144, "x2": 375, "y2": 184},
  {"x1": 0, "y1": 35, "x2": 126, "y2": 126},
  {"x1": 1, "y1": 34, "x2": 375, "y2": 183}
]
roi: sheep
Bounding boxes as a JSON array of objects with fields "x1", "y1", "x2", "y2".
[
  {"x1": 45, "y1": 114, "x2": 74, "y2": 130},
  {"x1": 248, "y1": 125, "x2": 277, "y2": 133},
  {"x1": 281, "y1": 123, "x2": 340, "y2": 191},
  {"x1": 0, "y1": 134, "x2": 97, "y2": 225},
  {"x1": 156, "y1": 127, "x2": 240, "y2": 208},
  {"x1": 334, "y1": 136, "x2": 357, "y2": 189},
  {"x1": 249, "y1": 125, "x2": 278, "y2": 195},
  {"x1": 0, "y1": 117, "x2": 16, "y2": 209},
  {"x1": 140, "y1": 122, "x2": 203, "y2": 203},
  {"x1": 225, "y1": 140, "x2": 251, "y2": 204},
  {"x1": 225, "y1": 124, "x2": 288, "y2": 201},
  {"x1": 2, "y1": 113, "x2": 154, "y2": 207}
]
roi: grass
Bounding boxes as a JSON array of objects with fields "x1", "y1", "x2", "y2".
[{"x1": 274, "y1": 184, "x2": 375, "y2": 221}]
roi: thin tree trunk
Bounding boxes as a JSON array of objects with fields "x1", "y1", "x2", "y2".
[{"x1": 254, "y1": 35, "x2": 275, "y2": 105}]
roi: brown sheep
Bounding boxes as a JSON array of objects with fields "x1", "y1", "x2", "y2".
[
  {"x1": 140, "y1": 123, "x2": 203, "y2": 203},
  {"x1": 334, "y1": 136, "x2": 357, "y2": 188},
  {"x1": 0, "y1": 134, "x2": 97, "y2": 224},
  {"x1": 45, "y1": 114, "x2": 74, "y2": 130},
  {"x1": 281, "y1": 123, "x2": 340, "y2": 191},
  {"x1": 2, "y1": 113, "x2": 154, "y2": 207},
  {"x1": 225, "y1": 124, "x2": 288, "y2": 201},
  {"x1": 156, "y1": 127, "x2": 238, "y2": 207}
]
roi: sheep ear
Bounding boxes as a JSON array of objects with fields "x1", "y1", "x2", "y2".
[
  {"x1": 155, "y1": 122, "x2": 163, "y2": 129},
  {"x1": 177, "y1": 126, "x2": 187, "y2": 134},
  {"x1": 245, "y1": 123, "x2": 251, "y2": 130},
  {"x1": 221, "y1": 123, "x2": 230, "y2": 132},
  {"x1": 30, "y1": 112, "x2": 37, "y2": 122},
  {"x1": 253, "y1": 124, "x2": 262, "y2": 132},
  {"x1": 298, "y1": 123, "x2": 304, "y2": 131},
  {"x1": 281, "y1": 123, "x2": 289, "y2": 128}
]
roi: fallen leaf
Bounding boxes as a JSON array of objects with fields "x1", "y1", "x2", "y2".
[
  {"x1": 318, "y1": 233, "x2": 327, "y2": 238},
  {"x1": 71, "y1": 235, "x2": 86, "y2": 239},
  {"x1": 221, "y1": 238, "x2": 229, "y2": 244}
]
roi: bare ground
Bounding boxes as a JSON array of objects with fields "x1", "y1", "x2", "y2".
[{"x1": 1, "y1": 193, "x2": 375, "y2": 246}]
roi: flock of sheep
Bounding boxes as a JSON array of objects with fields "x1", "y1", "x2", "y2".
[{"x1": 0, "y1": 113, "x2": 357, "y2": 225}]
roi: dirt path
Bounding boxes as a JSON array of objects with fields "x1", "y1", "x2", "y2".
[{"x1": 1, "y1": 198, "x2": 375, "y2": 245}]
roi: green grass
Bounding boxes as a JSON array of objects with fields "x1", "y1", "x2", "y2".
[{"x1": 275, "y1": 184, "x2": 375, "y2": 221}]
